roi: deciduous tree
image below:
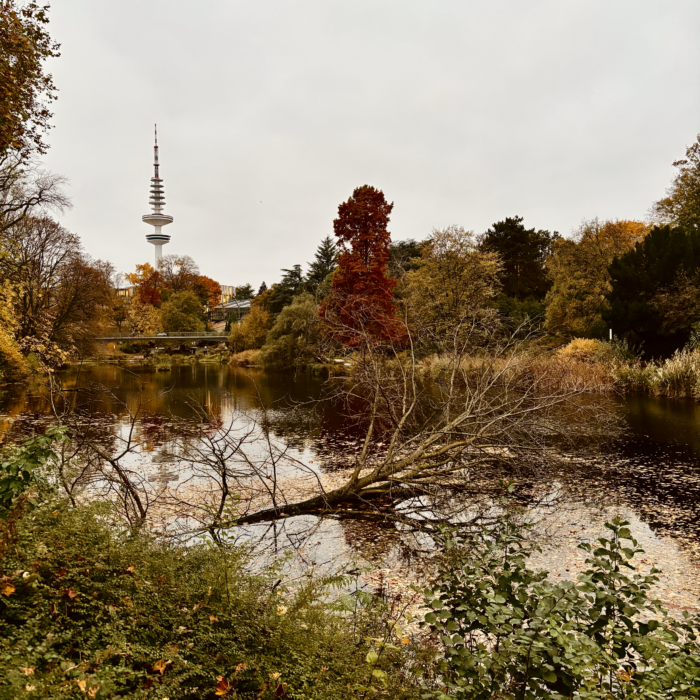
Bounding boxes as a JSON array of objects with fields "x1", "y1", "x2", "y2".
[
  {"x1": 196, "y1": 275, "x2": 222, "y2": 307},
  {"x1": 160, "y1": 291, "x2": 206, "y2": 333},
  {"x1": 320, "y1": 185, "x2": 404, "y2": 346},
  {"x1": 545, "y1": 219, "x2": 648, "y2": 337},
  {"x1": 0, "y1": 1, "x2": 59, "y2": 160},
  {"x1": 403, "y1": 226, "x2": 501, "y2": 350},
  {"x1": 228, "y1": 304, "x2": 271, "y2": 353},
  {"x1": 388, "y1": 238, "x2": 422, "y2": 279},
  {"x1": 127, "y1": 299, "x2": 162, "y2": 336},
  {"x1": 157, "y1": 254, "x2": 200, "y2": 294},
  {"x1": 259, "y1": 293, "x2": 322, "y2": 371},
  {"x1": 0, "y1": 215, "x2": 112, "y2": 359},
  {"x1": 0, "y1": 283, "x2": 26, "y2": 378},
  {"x1": 652, "y1": 134, "x2": 700, "y2": 231},
  {"x1": 125, "y1": 263, "x2": 162, "y2": 306}
]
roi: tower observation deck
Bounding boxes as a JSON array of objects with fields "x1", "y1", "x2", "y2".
[{"x1": 142, "y1": 125, "x2": 173, "y2": 263}]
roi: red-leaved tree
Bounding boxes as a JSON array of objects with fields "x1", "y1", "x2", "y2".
[{"x1": 320, "y1": 185, "x2": 405, "y2": 346}]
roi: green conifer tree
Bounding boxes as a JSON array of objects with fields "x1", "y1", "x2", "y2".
[{"x1": 306, "y1": 236, "x2": 337, "y2": 294}]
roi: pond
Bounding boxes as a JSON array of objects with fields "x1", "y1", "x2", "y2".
[{"x1": 1, "y1": 363, "x2": 699, "y2": 612}]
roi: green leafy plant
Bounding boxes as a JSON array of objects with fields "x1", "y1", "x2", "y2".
[
  {"x1": 0, "y1": 427, "x2": 66, "y2": 516},
  {"x1": 423, "y1": 515, "x2": 700, "y2": 699}
]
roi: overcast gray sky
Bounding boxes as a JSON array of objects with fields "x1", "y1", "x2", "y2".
[{"x1": 41, "y1": 0, "x2": 700, "y2": 289}]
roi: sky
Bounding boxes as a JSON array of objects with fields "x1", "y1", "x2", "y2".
[{"x1": 41, "y1": 0, "x2": 700, "y2": 290}]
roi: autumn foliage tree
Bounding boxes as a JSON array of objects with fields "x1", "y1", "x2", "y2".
[
  {"x1": 125, "y1": 263, "x2": 162, "y2": 306},
  {"x1": 545, "y1": 219, "x2": 648, "y2": 337},
  {"x1": 320, "y1": 185, "x2": 404, "y2": 346},
  {"x1": 0, "y1": 1, "x2": 59, "y2": 160}
]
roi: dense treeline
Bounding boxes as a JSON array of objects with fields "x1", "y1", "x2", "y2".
[{"x1": 223, "y1": 134, "x2": 700, "y2": 370}]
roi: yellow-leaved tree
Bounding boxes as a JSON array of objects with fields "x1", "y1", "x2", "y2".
[
  {"x1": 127, "y1": 299, "x2": 163, "y2": 336},
  {"x1": 228, "y1": 303, "x2": 272, "y2": 353},
  {"x1": 402, "y1": 226, "x2": 502, "y2": 351},
  {"x1": 0, "y1": 283, "x2": 26, "y2": 379},
  {"x1": 545, "y1": 219, "x2": 648, "y2": 337}
]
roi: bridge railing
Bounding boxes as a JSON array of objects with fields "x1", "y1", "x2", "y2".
[{"x1": 100, "y1": 331, "x2": 227, "y2": 339}]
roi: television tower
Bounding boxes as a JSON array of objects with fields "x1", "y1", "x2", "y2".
[{"x1": 142, "y1": 125, "x2": 173, "y2": 263}]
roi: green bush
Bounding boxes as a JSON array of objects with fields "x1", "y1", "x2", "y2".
[
  {"x1": 0, "y1": 436, "x2": 426, "y2": 699},
  {"x1": 423, "y1": 515, "x2": 700, "y2": 700},
  {"x1": 259, "y1": 294, "x2": 321, "y2": 372}
]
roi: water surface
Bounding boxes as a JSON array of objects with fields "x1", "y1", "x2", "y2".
[{"x1": 1, "y1": 364, "x2": 699, "y2": 609}]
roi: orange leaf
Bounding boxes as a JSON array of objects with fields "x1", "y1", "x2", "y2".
[
  {"x1": 214, "y1": 677, "x2": 230, "y2": 696},
  {"x1": 65, "y1": 588, "x2": 78, "y2": 600},
  {"x1": 209, "y1": 614, "x2": 219, "y2": 622},
  {"x1": 401, "y1": 637, "x2": 410, "y2": 645},
  {"x1": 87, "y1": 686, "x2": 100, "y2": 699},
  {"x1": 1, "y1": 583, "x2": 15, "y2": 597},
  {"x1": 126, "y1": 565, "x2": 135, "y2": 573},
  {"x1": 122, "y1": 596, "x2": 133, "y2": 607},
  {"x1": 21, "y1": 667, "x2": 35, "y2": 676},
  {"x1": 152, "y1": 659, "x2": 172, "y2": 675},
  {"x1": 76, "y1": 679, "x2": 87, "y2": 692}
]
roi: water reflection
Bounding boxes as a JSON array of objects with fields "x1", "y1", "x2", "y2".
[{"x1": 0, "y1": 365, "x2": 699, "y2": 597}]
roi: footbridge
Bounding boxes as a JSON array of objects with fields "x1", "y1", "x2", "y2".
[{"x1": 96, "y1": 332, "x2": 227, "y2": 342}]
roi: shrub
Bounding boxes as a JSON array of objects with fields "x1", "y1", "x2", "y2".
[
  {"x1": 229, "y1": 349, "x2": 261, "y2": 367},
  {"x1": 423, "y1": 515, "x2": 700, "y2": 700},
  {"x1": 149, "y1": 354, "x2": 172, "y2": 371},
  {"x1": 259, "y1": 294, "x2": 321, "y2": 372},
  {"x1": 0, "y1": 435, "x2": 426, "y2": 699},
  {"x1": 556, "y1": 337, "x2": 603, "y2": 362}
]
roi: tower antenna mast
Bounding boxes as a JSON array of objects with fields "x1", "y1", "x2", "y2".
[{"x1": 142, "y1": 123, "x2": 173, "y2": 264}]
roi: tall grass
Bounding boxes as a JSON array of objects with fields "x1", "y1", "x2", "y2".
[{"x1": 616, "y1": 347, "x2": 700, "y2": 398}]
